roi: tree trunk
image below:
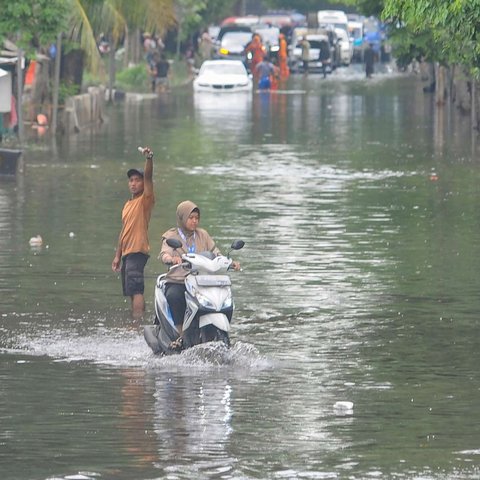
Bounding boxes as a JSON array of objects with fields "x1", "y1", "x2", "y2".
[
  {"x1": 472, "y1": 79, "x2": 477, "y2": 131},
  {"x1": 124, "y1": 25, "x2": 129, "y2": 69},
  {"x1": 176, "y1": 23, "x2": 182, "y2": 59},
  {"x1": 16, "y1": 49, "x2": 24, "y2": 142},
  {"x1": 51, "y1": 33, "x2": 62, "y2": 135},
  {"x1": 108, "y1": 41, "x2": 116, "y2": 102},
  {"x1": 435, "y1": 63, "x2": 447, "y2": 106}
]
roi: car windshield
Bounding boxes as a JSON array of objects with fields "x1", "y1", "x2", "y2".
[
  {"x1": 349, "y1": 27, "x2": 362, "y2": 39},
  {"x1": 221, "y1": 32, "x2": 252, "y2": 48},
  {"x1": 201, "y1": 63, "x2": 247, "y2": 76},
  {"x1": 254, "y1": 28, "x2": 280, "y2": 45}
]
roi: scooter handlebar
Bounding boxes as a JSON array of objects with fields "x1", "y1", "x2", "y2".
[{"x1": 168, "y1": 261, "x2": 191, "y2": 271}]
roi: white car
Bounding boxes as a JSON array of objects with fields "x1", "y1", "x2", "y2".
[{"x1": 193, "y1": 60, "x2": 253, "y2": 93}]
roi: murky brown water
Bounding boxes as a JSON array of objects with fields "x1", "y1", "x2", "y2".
[{"x1": 1, "y1": 65, "x2": 480, "y2": 479}]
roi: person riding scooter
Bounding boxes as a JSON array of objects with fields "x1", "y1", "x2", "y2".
[{"x1": 159, "y1": 200, "x2": 240, "y2": 349}]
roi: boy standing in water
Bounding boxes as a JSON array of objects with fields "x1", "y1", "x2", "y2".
[{"x1": 112, "y1": 147, "x2": 155, "y2": 319}]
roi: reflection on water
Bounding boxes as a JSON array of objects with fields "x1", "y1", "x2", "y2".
[
  {"x1": 193, "y1": 91, "x2": 252, "y2": 145},
  {"x1": 2, "y1": 69, "x2": 480, "y2": 480}
]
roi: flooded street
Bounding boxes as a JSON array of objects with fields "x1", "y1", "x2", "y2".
[{"x1": 1, "y1": 66, "x2": 480, "y2": 479}]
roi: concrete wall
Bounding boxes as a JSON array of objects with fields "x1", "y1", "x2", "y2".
[{"x1": 60, "y1": 86, "x2": 105, "y2": 134}]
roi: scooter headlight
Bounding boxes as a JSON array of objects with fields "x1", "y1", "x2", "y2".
[
  {"x1": 222, "y1": 294, "x2": 233, "y2": 309},
  {"x1": 197, "y1": 292, "x2": 215, "y2": 310}
]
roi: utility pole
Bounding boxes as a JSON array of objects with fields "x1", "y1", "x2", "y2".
[
  {"x1": 240, "y1": 0, "x2": 246, "y2": 16},
  {"x1": 16, "y1": 47, "x2": 23, "y2": 144},
  {"x1": 51, "y1": 33, "x2": 62, "y2": 135}
]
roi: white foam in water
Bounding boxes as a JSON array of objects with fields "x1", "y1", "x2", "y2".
[
  {"x1": 8, "y1": 326, "x2": 271, "y2": 371},
  {"x1": 11, "y1": 327, "x2": 147, "y2": 366},
  {"x1": 333, "y1": 401, "x2": 354, "y2": 416},
  {"x1": 147, "y1": 341, "x2": 272, "y2": 371}
]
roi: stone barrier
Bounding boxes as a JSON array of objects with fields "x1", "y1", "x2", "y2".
[{"x1": 61, "y1": 86, "x2": 105, "y2": 134}]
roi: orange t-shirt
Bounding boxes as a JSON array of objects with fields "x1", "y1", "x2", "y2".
[{"x1": 120, "y1": 192, "x2": 155, "y2": 257}]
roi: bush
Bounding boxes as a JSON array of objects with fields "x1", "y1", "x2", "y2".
[{"x1": 116, "y1": 64, "x2": 149, "y2": 92}]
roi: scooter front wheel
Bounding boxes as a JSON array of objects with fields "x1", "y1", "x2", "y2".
[
  {"x1": 214, "y1": 329, "x2": 230, "y2": 348},
  {"x1": 199, "y1": 325, "x2": 230, "y2": 347}
]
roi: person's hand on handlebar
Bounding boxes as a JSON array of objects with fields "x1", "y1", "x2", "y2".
[{"x1": 168, "y1": 255, "x2": 183, "y2": 265}]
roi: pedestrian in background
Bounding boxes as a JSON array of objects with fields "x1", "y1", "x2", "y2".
[
  {"x1": 255, "y1": 54, "x2": 278, "y2": 90},
  {"x1": 300, "y1": 37, "x2": 310, "y2": 75},
  {"x1": 364, "y1": 43, "x2": 375, "y2": 78},
  {"x1": 245, "y1": 34, "x2": 265, "y2": 76},
  {"x1": 278, "y1": 33, "x2": 289, "y2": 79}
]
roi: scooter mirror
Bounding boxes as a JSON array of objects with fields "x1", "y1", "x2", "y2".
[
  {"x1": 166, "y1": 238, "x2": 182, "y2": 249},
  {"x1": 230, "y1": 239, "x2": 245, "y2": 250}
]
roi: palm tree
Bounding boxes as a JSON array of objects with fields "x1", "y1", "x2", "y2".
[{"x1": 67, "y1": 0, "x2": 176, "y2": 76}]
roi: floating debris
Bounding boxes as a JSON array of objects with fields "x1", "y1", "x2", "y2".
[{"x1": 28, "y1": 235, "x2": 43, "y2": 247}]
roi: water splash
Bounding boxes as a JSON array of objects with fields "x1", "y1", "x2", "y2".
[
  {"x1": 5, "y1": 324, "x2": 270, "y2": 371},
  {"x1": 146, "y1": 340, "x2": 272, "y2": 372}
]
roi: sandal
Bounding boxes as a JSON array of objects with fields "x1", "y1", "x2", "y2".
[{"x1": 169, "y1": 336, "x2": 184, "y2": 351}]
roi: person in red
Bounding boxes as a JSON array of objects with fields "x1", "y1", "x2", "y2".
[
  {"x1": 245, "y1": 33, "x2": 265, "y2": 76},
  {"x1": 278, "y1": 33, "x2": 290, "y2": 79},
  {"x1": 112, "y1": 147, "x2": 155, "y2": 320}
]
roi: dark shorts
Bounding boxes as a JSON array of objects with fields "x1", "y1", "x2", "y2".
[{"x1": 121, "y1": 253, "x2": 149, "y2": 296}]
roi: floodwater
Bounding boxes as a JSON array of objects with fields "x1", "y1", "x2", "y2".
[{"x1": 1, "y1": 64, "x2": 480, "y2": 480}]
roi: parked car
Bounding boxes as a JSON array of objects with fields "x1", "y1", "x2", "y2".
[{"x1": 193, "y1": 59, "x2": 253, "y2": 93}]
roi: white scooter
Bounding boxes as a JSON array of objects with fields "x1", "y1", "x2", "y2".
[{"x1": 144, "y1": 238, "x2": 244, "y2": 355}]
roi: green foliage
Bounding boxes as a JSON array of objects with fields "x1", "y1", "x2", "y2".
[
  {"x1": 262, "y1": 0, "x2": 384, "y2": 16},
  {"x1": 176, "y1": 0, "x2": 206, "y2": 41},
  {"x1": 262, "y1": 0, "x2": 324, "y2": 13},
  {"x1": 383, "y1": 0, "x2": 480, "y2": 77},
  {"x1": 200, "y1": 0, "x2": 237, "y2": 25},
  {"x1": 58, "y1": 81, "x2": 80, "y2": 104},
  {"x1": 115, "y1": 64, "x2": 149, "y2": 91},
  {"x1": 0, "y1": 0, "x2": 68, "y2": 54},
  {"x1": 353, "y1": 0, "x2": 385, "y2": 16}
]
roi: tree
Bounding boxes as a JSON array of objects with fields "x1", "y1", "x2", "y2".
[
  {"x1": 261, "y1": 0, "x2": 385, "y2": 16},
  {"x1": 0, "y1": 0, "x2": 68, "y2": 53},
  {"x1": 200, "y1": 0, "x2": 238, "y2": 26},
  {"x1": 382, "y1": 0, "x2": 480, "y2": 77}
]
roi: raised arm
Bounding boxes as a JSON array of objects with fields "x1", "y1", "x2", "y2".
[{"x1": 141, "y1": 147, "x2": 154, "y2": 197}]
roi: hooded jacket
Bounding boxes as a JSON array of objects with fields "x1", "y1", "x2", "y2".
[{"x1": 159, "y1": 200, "x2": 220, "y2": 284}]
